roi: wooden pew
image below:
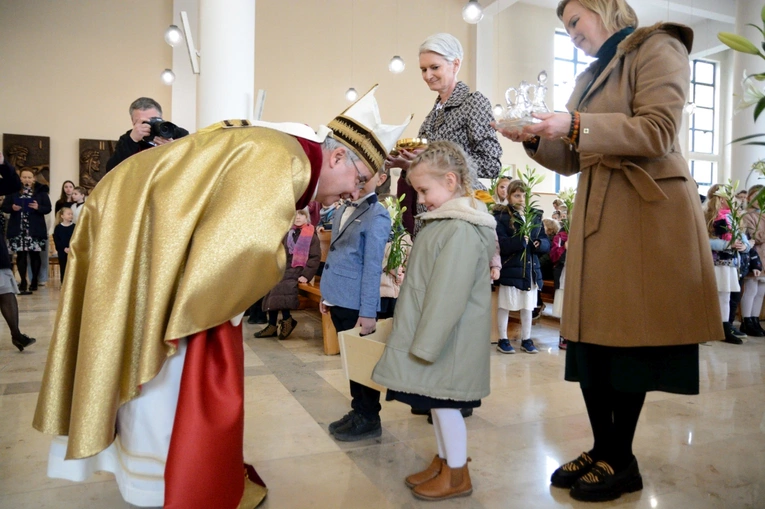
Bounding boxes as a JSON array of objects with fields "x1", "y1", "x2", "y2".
[{"x1": 297, "y1": 229, "x2": 340, "y2": 355}]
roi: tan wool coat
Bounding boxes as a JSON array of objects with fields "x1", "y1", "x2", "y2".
[{"x1": 530, "y1": 23, "x2": 722, "y2": 347}]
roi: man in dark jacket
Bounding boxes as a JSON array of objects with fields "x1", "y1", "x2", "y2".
[
  {"x1": 0, "y1": 151, "x2": 36, "y2": 351},
  {"x1": 105, "y1": 97, "x2": 173, "y2": 172}
]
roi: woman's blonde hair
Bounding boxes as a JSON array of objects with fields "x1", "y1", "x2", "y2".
[
  {"x1": 556, "y1": 0, "x2": 638, "y2": 33},
  {"x1": 407, "y1": 141, "x2": 475, "y2": 197}
]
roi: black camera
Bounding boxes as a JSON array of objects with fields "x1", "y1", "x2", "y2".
[{"x1": 143, "y1": 117, "x2": 189, "y2": 143}]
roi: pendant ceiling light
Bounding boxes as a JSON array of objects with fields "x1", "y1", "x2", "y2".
[
  {"x1": 160, "y1": 68, "x2": 176, "y2": 85},
  {"x1": 164, "y1": 24, "x2": 183, "y2": 46},
  {"x1": 345, "y1": 88, "x2": 359, "y2": 102},
  {"x1": 462, "y1": 0, "x2": 484, "y2": 24},
  {"x1": 389, "y1": 56, "x2": 406, "y2": 74},
  {"x1": 389, "y1": 0, "x2": 405, "y2": 74}
]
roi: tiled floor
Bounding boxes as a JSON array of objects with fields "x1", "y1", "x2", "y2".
[{"x1": 1, "y1": 286, "x2": 764, "y2": 508}]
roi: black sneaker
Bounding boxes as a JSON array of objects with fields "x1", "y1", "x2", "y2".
[
  {"x1": 723, "y1": 323, "x2": 744, "y2": 345},
  {"x1": 570, "y1": 458, "x2": 643, "y2": 502},
  {"x1": 332, "y1": 413, "x2": 382, "y2": 442},
  {"x1": 730, "y1": 323, "x2": 747, "y2": 338},
  {"x1": 550, "y1": 451, "x2": 595, "y2": 488},
  {"x1": 328, "y1": 410, "x2": 356, "y2": 434}
]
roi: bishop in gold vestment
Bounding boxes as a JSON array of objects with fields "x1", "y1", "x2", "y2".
[{"x1": 32, "y1": 86, "x2": 413, "y2": 509}]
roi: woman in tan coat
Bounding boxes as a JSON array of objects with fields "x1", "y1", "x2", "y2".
[{"x1": 495, "y1": 0, "x2": 722, "y2": 503}]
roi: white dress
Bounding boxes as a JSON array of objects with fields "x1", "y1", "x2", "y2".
[
  {"x1": 552, "y1": 265, "x2": 566, "y2": 318},
  {"x1": 497, "y1": 282, "x2": 538, "y2": 311}
]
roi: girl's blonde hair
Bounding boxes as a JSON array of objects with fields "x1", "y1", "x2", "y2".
[
  {"x1": 492, "y1": 176, "x2": 512, "y2": 202},
  {"x1": 407, "y1": 141, "x2": 475, "y2": 197},
  {"x1": 556, "y1": 0, "x2": 638, "y2": 33},
  {"x1": 703, "y1": 183, "x2": 726, "y2": 236},
  {"x1": 295, "y1": 208, "x2": 311, "y2": 225},
  {"x1": 55, "y1": 206, "x2": 72, "y2": 225},
  {"x1": 543, "y1": 218, "x2": 560, "y2": 238}
]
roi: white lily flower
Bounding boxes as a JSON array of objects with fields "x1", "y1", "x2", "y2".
[{"x1": 737, "y1": 70, "x2": 765, "y2": 112}]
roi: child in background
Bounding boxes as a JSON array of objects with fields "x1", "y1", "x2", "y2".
[
  {"x1": 71, "y1": 187, "x2": 87, "y2": 224},
  {"x1": 53, "y1": 207, "x2": 75, "y2": 282},
  {"x1": 372, "y1": 141, "x2": 496, "y2": 501},
  {"x1": 740, "y1": 184, "x2": 765, "y2": 337},
  {"x1": 704, "y1": 184, "x2": 750, "y2": 344},
  {"x1": 492, "y1": 176, "x2": 511, "y2": 206},
  {"x1": 550, "y1": 224, "x2": 569, "y2": 349},
  {"x1": 493, "y1": 179, "x2": 550, "y2": 354},
  {"x1": 255, "y1": 209, "x2": 321, "y2": 340}
]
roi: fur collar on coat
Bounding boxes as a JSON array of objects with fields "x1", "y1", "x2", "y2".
[
  {"x1": 417, "y1": 195, "x2": 496, "y2": 229},
  {"x1": 619, "y1": 22, "x2": 693, "y2": 57}
]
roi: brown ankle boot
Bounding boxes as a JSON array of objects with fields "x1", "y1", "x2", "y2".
[
  {"x1": 412, "y1": 460, "x2": 472, "y2": 500},
  {"x1": 405, "y1": 455, "x2": 444, "y2": 488}
]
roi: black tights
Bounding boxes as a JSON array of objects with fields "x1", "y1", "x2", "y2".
[
  {"x1": 581, "y1": 386, "x2": 646, "y2": 472},
  {"x1": 267, "y1": 309, "x2": 292, "y2": 326},
  {"x1": 16, "y1": 251, "x2": 42, "y2": 287},
  {"x1": 0, "y1": 293, "x2": 21, "y2": 340}
]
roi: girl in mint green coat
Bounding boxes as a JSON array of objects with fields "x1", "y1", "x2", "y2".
[{"x1": 372, "y1": 141, "x2": 496, "y2": 501}]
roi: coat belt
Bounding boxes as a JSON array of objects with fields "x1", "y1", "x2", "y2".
[{"x1": 580, "y1": 154, "x2": 668, "y2": 238}]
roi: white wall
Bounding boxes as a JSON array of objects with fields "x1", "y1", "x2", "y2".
[{"x1": 0, "y1": 0, "x2": 173, "y2": 204}]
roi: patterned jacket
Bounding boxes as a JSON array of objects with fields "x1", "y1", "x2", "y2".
[{"x1": 418, "y1": 81, "x2": 502, "y2": 179}]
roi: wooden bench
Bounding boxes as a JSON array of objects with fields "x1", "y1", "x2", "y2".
[
  {"x1": 296, "y1": 229, "x2": 340, "y2": 355},
  {"x1": 298, "y1": 278, "x2": 340, "y2": 355}
]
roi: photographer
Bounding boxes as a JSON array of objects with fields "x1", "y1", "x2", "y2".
[{"x1": 106, "y1": 97, "x2": 182, "y2": 172}]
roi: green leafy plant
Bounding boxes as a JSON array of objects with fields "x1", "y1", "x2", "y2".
[
  {"x1": 556, "y1": 187, "x2": 576, "y2": 233},
  {"x1": 719, "y1": 6, "x2": 765, "y2": 143},
  {"x1": 382, "y1": 194, "x2": 411, "y2": 274},
  {"x1": 514, "y1": 166, "x2": 545, "y2": 277},
  {"x1": 718, "y1": 11, "x2": 765, "y2": 208}
]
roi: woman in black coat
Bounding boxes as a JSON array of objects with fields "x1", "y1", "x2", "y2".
[
  {"x1": 2, "y1": 168, "x2": 52, "y2": 293},
  {"x1": 493, "y1": 179, "x2": 550, "y2": 354}
]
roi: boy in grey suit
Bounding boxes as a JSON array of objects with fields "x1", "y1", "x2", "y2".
[{"x1": 321, "y1": 174, "x2": 391, "y2": 441}]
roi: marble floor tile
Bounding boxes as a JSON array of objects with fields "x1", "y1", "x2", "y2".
[{"x1": 3, "y1": 286, "x2": 764, "y2": 508}]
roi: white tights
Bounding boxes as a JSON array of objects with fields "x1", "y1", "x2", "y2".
[
  {"x1": 741, "y1": 278, "x2": 765, "y2": 317},
  {"x1": 718, "y1": 291, "x2": 730, "y2": 322},
  {"x1": 497, "y1": 308, "x2": 532, "y2": 340},
  {"x1": 431, "y1": 408, "x2": 467, "y2": 468}
]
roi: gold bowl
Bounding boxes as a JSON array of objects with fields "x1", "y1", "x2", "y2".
[{"x1": 390, "y1": 138, "x2": 428, "y2": 156}]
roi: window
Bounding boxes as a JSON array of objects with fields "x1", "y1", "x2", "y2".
[
  {"x1": 687, "y1": 59, "x2": 719, "y2": 195},
  {"x1": 554, "y1": 30, "x2": 595, "y2": 112},
  {"x1": 688, "y1": 60, "x2": 716, "y2": 154},
  {"x1": 553, "y1": 31, "x2": 593, "y2": 191}
]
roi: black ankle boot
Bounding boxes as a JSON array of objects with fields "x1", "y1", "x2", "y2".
[
  {"x1": 743, "y1": 317, "x2": 765, "y2": 337},
  {"x1": 754, "y1": 318, "x2": 765, "y2": 336}
]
